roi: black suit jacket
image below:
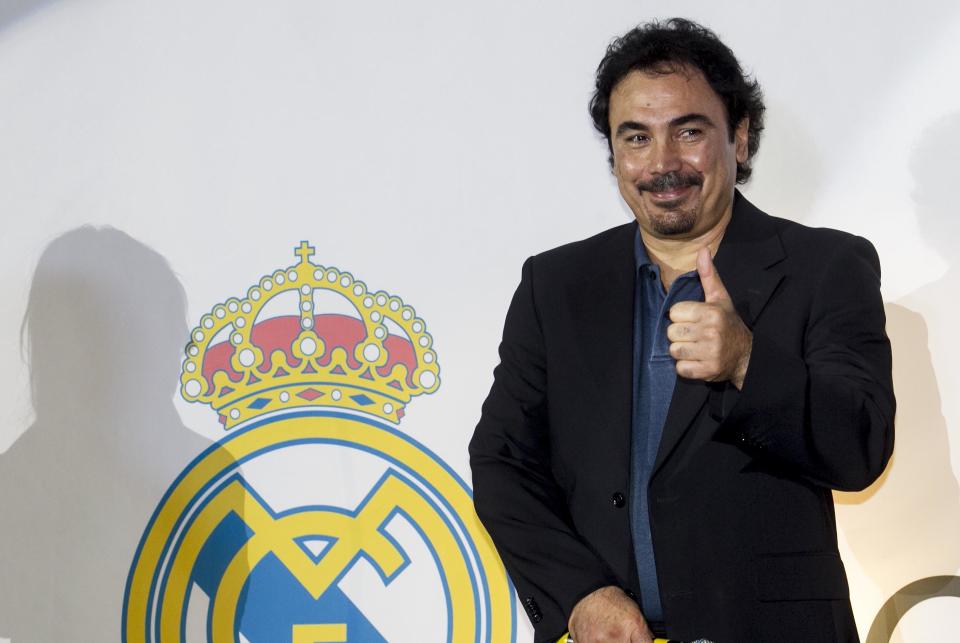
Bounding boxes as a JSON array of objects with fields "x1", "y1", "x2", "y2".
[{"x1": 469, "y1": 193, "x2": 895, "y2": 643}]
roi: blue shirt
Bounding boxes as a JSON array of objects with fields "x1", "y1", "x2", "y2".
[{"x1": 631, "y1": 227, "x2": 704, "y2": 622}]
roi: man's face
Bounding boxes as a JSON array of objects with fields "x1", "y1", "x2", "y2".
[{"x1": 608, "y1": 65, "x2": 748, "y2": 239}]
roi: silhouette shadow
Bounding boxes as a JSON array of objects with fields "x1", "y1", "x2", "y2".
[
  {"x1": 0, "y1": 0, "x2": 60, "y2": 33},
  {"x1": 835, "y1": 113, "x2": 960, "y2": 642},
  {"x1": 0, "y1": 228, "x2": 243, "y2": 641}
]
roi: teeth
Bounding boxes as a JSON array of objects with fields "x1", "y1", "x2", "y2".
[{"x1": 650, "y1": 187, "x2": 689, "y2": 198}]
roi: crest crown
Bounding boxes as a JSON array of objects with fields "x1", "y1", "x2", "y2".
[{"x1": 180, "y1": 242, "x2": 440, "y2": 428}]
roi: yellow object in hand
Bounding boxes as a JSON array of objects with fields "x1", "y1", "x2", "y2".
[{"x1": 557, "y1": 634, "x2": 676, "y2": 643}]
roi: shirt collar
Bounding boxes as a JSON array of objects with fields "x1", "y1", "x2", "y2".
[
  {"x1": 633, "y1": 224, "x2": 702, "y2": 284},
  {"x1": 634, "y1": 225, "x2": 654, "y2": 271}
]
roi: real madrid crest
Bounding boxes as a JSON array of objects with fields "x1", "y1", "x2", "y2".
[{"x1": 124, "y1": 242, "x2": 515, "y2": 642}]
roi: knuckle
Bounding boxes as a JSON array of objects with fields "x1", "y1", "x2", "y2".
[{"x1": 672, "y1": 302, "x2": 696, "y2": 320}]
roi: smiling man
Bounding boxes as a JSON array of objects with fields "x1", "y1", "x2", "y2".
[{"x1": 469, "y1": 18, "x2": 895, "y2": 643}]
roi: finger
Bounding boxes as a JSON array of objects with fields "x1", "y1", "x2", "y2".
[
  {"x1": 669, "y1": 340, "x2": 690, "y2": 361},
  {"x1": 675, "y1": 358, "x2": 706, "y2": 380},
  {"x1": 675, "y1": 355, "x2": 723, "y2": 380},
  {"x1": 697, "y1": 246, "x2": 731, "y2": 304},
  {"x1": 668, "y1": 300, "x2": 704, "y2": 323},
  {"x1": 670, "y1": 341, "x2": 719, "y2": 364},
  {"x1": 672, "y1": 338, "x2": 720, "y2": 361},
  {"x1": 666, "y1": 322, "x2": 697, "y2": 342}
]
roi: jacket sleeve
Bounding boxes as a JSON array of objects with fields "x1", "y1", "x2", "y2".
[
  {"x1": 469, "y1": 256, "x2": 620, "y2": 641},
  {"x1": 717, "y1": 235, "x2": 896, "y2": 491}
]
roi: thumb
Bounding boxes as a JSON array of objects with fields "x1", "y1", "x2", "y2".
[{"x1": 697, "y1": 246, "x2": 730, "y2": 304}]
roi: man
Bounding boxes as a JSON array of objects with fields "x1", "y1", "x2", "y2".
[{"x1": 469, "y1": 18, "x2": 894, "y2": 643}]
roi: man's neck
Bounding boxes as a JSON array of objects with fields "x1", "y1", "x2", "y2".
[{"x1": 640, "y1": 208, "x2": 732, "y2": 291}]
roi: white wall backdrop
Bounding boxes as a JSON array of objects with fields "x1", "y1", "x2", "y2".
[{"x1": 1, "y1": 1, "x2": 958, "y2": 641}]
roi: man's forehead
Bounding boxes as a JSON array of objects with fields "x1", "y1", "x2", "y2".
[{"x1": 609, "y1": 65, "x2": 722, "y2": 123}]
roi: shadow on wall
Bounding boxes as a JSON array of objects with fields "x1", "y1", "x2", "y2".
[
  {"x1": 0, "y1": 0, "x2": 59, "y2": 32},
  {"x1": 835, "y1": 112, "x2": 960, "y2": 642},
  {"x1": 0, "y1": 228, "x2": 236, "y2": 641}
]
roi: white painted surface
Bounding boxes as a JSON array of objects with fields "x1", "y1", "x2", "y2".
[{"x1": 1, "y1": 1, "x2": 958, "y2": 640}]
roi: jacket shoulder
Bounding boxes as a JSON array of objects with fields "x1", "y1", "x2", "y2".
[
  {"x1": 527, "y1": 222, "x2": 636, "y2": 281},
  {"x1": 770, "y1": 215, "x2": 880, "y2": 277},
  {"x1": 737, "y1": 195, "x2": 877, "y2": 268},
  {"x1": 770, "y1": 215, "x2": 863, "y2": 249}
]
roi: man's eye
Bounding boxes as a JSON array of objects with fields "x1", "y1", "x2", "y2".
[
  {"x1": 679, "y1": 128, "x2": 702, "y2": 140},
  {"x1": 627, "y1": 134, "x2": 649, "y2": 144}
]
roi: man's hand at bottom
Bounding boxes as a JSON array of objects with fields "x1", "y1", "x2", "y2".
[{"x1": 568, "y1": 585, "x2": 654, "y2": 642}]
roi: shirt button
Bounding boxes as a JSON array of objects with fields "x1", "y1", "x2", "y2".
[{"x1": 611, "y1": 491, "x2": 626, "y2": 508}]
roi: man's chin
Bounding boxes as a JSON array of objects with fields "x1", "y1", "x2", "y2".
[
  {"x1": 642, "y1": 196, "x2": 699, "y2": 236},
  {"x1": 650, "y1": 214, "x2": 697, "y2": 236}
]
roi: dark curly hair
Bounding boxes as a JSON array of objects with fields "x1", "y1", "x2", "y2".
[{"x1": 589, "y1": 18, "x2": 765, "y2": 183}]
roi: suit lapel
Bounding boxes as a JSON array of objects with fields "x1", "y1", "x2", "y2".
[
  {"x1": 713, "y1": 194, "x2": 787, "y2": 330},
  {"x1": 651, "y1": 192, "x2": 786, "y2": 478},
  {"x1": 565, "y1": 223, "x2": 636, "y2": 473}
]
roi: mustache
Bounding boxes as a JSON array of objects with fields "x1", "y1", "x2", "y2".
[{"x1": 636, "y1": 171, "x2": 703, "y2": 193}]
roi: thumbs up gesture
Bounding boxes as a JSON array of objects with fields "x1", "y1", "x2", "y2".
[{"x1": 667, "y1": 248, "x2": 753, "y2": 389}]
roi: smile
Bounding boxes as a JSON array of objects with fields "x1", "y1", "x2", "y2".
[{"x1": 644, "y1": 184, "x2": 696, "y2": 202}]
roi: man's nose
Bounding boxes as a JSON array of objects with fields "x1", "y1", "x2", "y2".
[{"x1": 649, "y1": 139, "x2": 682, "y2": 174}]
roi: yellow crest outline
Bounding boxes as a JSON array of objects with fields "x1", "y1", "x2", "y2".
[{"x1": 124, "y1": 412, "x2": 516, "y2": 642}]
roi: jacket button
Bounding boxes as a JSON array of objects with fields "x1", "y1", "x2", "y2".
[{"x1": 611, "y1": 491, "x2": 626, "y2": 508}]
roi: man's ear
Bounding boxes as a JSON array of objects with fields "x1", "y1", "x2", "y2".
[{"x1": 735, "y1": 118, "x2": 750, "y2": 163}]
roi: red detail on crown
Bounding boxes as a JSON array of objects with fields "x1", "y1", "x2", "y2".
[{"x1": 202, "y1": 314, "x2": 417, "y2": 389}]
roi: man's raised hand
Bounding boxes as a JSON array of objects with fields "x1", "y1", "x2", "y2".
[{"x1": 667, "y1": 247, "x2": 752, "y2": 389}]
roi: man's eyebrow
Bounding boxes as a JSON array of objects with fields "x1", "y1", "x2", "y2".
[
  {"x1": 670, "y1": 113, "x2": 715, "y2": 128},
  {"x1": 614, "y1": 120, "x2": 647, "y2": 137},
  {"x1": 614, "y1": 113, "x2": 716, "y2": 138}
]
